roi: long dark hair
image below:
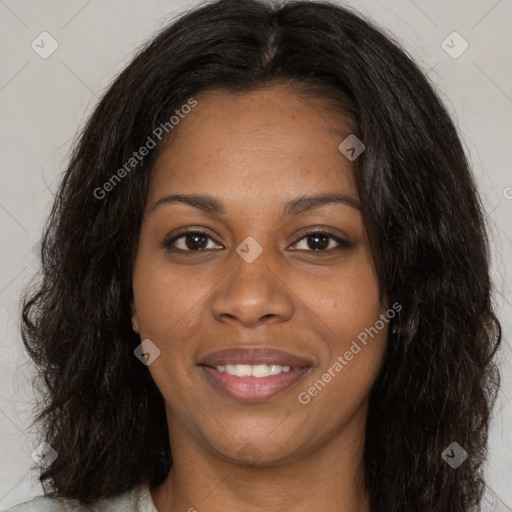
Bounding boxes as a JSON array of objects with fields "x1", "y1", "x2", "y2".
[{"x1": 21, "y1": 1, "x2": 501, "y2": 510}]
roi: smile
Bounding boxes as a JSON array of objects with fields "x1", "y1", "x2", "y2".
[
  {"x1": 200, "y1": 364, "x2": 310, "y2": 402},
  {"x1": 216, "y1": 363, "x2": 292, "y2": 377}
]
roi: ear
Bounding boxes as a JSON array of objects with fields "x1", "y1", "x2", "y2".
[{"x1": 130, "y1": 301, "x2": 139, "y2": 333}]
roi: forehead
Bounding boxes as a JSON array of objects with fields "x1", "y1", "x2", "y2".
[{"x1": 148, "y1": 85, "x2": 358, "y2": 205}]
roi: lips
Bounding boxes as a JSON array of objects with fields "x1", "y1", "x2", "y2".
[
  {"x1": 198, "y1": 347, "x2": 313, "y2": 402},
  {"x1": 198, "y1": 347, "x2": 312, "y2": 368}
]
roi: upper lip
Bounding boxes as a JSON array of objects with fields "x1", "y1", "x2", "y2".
[{"x1": 198, "y1": 347, "x2": 313, "y2": 368}]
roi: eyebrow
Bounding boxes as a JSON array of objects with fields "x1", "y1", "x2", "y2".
[{"x1": 151, "y1": 192, "x2": 361, "y2": 217}]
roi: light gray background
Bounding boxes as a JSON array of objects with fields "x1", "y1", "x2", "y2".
[{"x1": 1, "y1": 0, "x2": 511, "y2": 509}]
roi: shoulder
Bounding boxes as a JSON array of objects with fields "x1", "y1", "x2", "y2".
[
  {"x1": 2, "y1": 496, "x2": 68, "y2": 511},
  {"x1": 2, "y1": 484, "x2": 157, "y2": 512}
]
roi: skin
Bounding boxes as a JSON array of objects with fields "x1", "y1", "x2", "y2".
[{"x1": 131, "y1": 84, "x2": 388, "y2": 512}]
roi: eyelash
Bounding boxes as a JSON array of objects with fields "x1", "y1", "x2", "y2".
[{"x1": 163, "y1": 229, "x2": 352, "y2": 254}]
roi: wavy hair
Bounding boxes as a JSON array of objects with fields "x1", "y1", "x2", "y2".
[{"x1": 21, "y1": 0, "x2": 501, "y2": 510}]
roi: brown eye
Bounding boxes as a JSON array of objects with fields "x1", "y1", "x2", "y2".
[
  {"x1": 164, "y1": 231, "x2": 223, "y2": 252},
  {"x1": 293, "y1": 231, "x2": 351, "y2": 252}
]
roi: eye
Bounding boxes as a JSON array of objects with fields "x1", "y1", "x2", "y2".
[
  {"x1": 163, "y1": 230, "x2": 223, "y2": 252},
  {"x1": 163, "y1": 229, "x2": 351, "y2": 253},
  {"x1": 292, "y1": 231, "x2": 352, "y2": 252}
]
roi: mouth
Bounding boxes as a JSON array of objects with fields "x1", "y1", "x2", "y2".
[{"x1": 198, "y1": 347, "x2": 312, "y2": 403}]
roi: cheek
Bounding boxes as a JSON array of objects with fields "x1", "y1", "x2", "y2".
[
  {"x1": 132, "y1": 251, "x2": 207, "y2": 341},
  {"x1": 131, "y1": 256, "x2": 205, "y2": 403},
  {"x1": 294, "y1": 251, "x2": 387, "y2": 402},
  {"x1": 293, "y1": 249, "x2": 383, "y2": 347}
]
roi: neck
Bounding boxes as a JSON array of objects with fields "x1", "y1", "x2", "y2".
[{"x1": 150, "y1": 410, "x2": 371, "y2": 512}]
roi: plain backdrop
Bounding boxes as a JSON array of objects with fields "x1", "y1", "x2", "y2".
[{"x1": 1, "y1": 0, "x2": 511, "y2": 509}]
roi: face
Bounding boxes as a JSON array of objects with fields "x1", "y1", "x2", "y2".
[{"x1": 131, "y1": 84, "x2": 388, "y2": 466}]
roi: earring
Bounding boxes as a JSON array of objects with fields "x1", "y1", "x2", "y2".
[{"x1": 132, "y1": 324, "x2": 138, "y2": 333}]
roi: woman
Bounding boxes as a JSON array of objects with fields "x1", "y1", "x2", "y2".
[{"x1": 8, "y1": 0, "x2": 501, "y2": 510}]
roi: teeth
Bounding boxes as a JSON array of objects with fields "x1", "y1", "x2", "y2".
[{"x1": 215, "y1": 363, "x2": 292, "y2": 377}]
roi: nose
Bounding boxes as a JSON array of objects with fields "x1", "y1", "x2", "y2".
[{"x1": 210, "y1": 244, "x2": 294, "y2": 328}]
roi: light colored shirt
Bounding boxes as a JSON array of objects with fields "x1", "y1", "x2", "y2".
[{"x1": 2, "y1": 483, "x2": 158, "y2": 512}]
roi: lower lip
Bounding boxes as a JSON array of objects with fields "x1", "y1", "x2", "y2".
[{"x1": 200, "y1": 365, "x2": 309, "y2": 403}]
